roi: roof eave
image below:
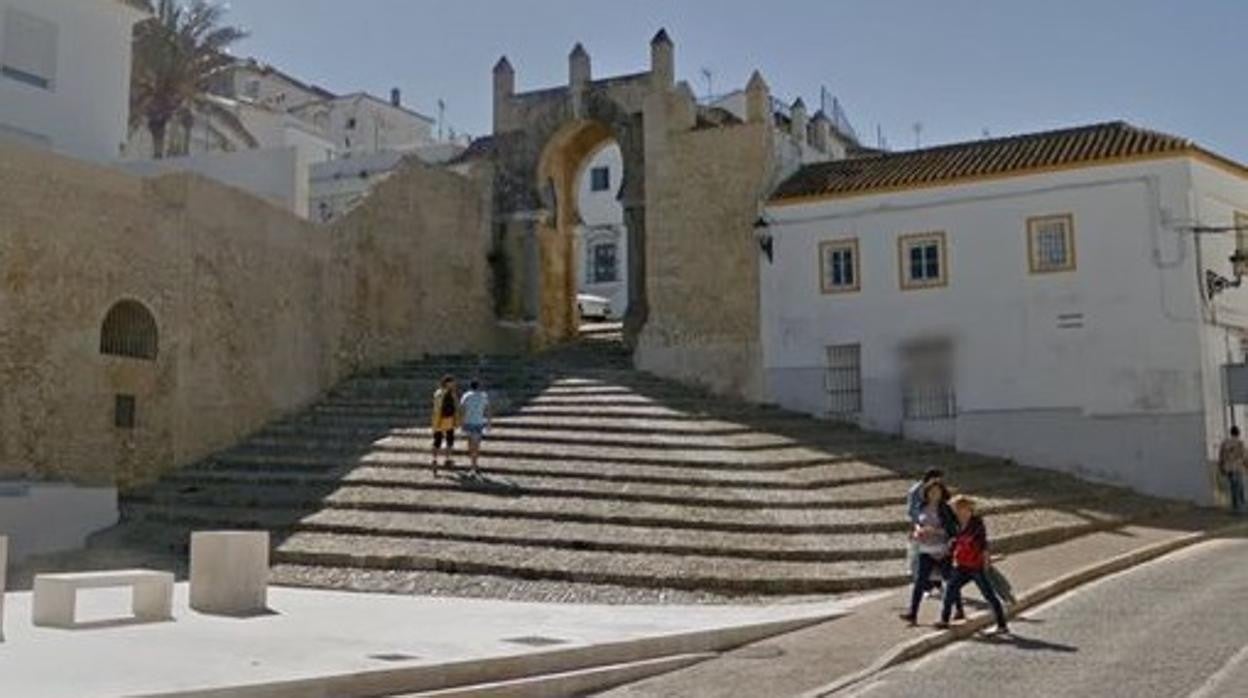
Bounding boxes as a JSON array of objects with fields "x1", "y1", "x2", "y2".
[{"x1": 768, "y1": 149, "x2": 1212, "y2": 208}]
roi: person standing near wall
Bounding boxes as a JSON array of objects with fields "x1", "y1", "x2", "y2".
[
  {"x1": 431, "y1": 375, "x2": 462, "y2": 476},
  {"x1": 1218, "y1": 426, "x2": 1247, "y2": 514}
]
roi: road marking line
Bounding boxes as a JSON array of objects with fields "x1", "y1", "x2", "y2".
[{"x1": 1187, "y1": 643, "x2": 1248, "y2": 698}]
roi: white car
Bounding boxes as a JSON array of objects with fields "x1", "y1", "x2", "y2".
[{"x1": 577, "y1": 293, "x2": 613, "y2": 321}]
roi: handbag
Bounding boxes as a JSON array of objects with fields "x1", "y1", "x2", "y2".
[{"x1": 984, "y1": 564, "x2": 1017, "y2": 605}]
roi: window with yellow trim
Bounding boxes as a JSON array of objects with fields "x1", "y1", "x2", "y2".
[
  {"x1": 1027, "y1": 214, "x2": 1076, "y2": 274},
  {"x1": 819, "y1": 239, "x2": 860, "y2": 293},
  {"x1": 899, "y1": 232, "x2": 947, "y2": 289}
]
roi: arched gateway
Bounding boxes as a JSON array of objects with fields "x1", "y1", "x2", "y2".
[
  {"x1": 485, "y1": 33, "x2": 669, "y2": 348},
  {"x1": 469, "y1": 30, "x2": 848, "y2": 399}
]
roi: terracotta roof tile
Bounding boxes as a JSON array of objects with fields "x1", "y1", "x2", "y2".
[{"x1": 772, "y1": 121, "x2": 1206, "y2": 203}]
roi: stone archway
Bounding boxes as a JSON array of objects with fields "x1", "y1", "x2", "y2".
[
  {"x1": 487, "y1": 34, "x2": 665, "y2": 350},
  {"x1": 532, "y1": 99, "x2": 645, "y2": 346}
]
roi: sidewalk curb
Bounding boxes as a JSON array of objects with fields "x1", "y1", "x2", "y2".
[{"x1": 800, "y1": 520, "x2": 1248, "y2": 698}]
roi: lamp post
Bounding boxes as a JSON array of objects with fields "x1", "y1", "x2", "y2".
[
  {"x1": 1207, "y1": 249, "x2": 1248, "y2": 299},
  {"x1": 754, "y1": 216, "x2": 774, "y2": 264}
]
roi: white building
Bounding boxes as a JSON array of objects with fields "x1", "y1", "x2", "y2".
[
  {"x1": 762, "y1": 121, "x2": 1248, "y2": 504},
  {"x1": 573, "y1": 142, "x2": 629, "y2": 319},
  {"x1": 291, "y1": 90, "x2": 435, "y2": 160},
  {"x1": 309, "y1": 141, "x2": 465, "y2": 222},
  {"x1": 0, "y1": 0, "x2": 148, "y2": 162}
]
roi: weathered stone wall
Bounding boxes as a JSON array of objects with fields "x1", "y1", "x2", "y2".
[
  {"x1": 0, "y1": 142, "x2": 502, "y2": 487},
  {"x1": 635, "y1": 92, "x2": 774, "y2": 400}
]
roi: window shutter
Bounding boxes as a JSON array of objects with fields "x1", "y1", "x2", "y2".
[{"x1": 2, "y1": 8, "x2": 58, "y2": 89}]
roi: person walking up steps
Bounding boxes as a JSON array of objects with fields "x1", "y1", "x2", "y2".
[
  {"x1": 1218, "y1": 426, "x2": 1247, "y2": 514},
  {"x1": 460, "y1": 379, "x2": 491, "y2": 478},
  {"x1": 430, "y1": 375, "x2": 461, "y2": 476},
  {"x1": 937, "y1": 495, "x2": 1009, "y2": 635}
]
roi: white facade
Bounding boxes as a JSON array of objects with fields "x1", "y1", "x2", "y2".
[
  {"x1": 573, "y1": 142, "x2": 629, "y2": 319},
  {"x1": 293, "y1": 92, "x2": 435, "y2": 159},
  {"x1": 309, "y1": 141, "x2": 465, "y2": 222},
  {"x1": 120, "y1": 146, "x2": 310, "y2": 218},
  {"x1": 762, "y1": 153, "x2": 1248, "y2": 504},
  {"x1": 0, "y1": 0, "x2": 146, "y2": 163}
]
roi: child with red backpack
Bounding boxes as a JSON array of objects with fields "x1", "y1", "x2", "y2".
[{"x1": 937, "y1": 495, "x2": 1010, "y2": 635}]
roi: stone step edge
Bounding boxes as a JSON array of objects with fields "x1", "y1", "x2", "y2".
[
  {"x1": 121, "y1": 494, "x2": 1123, "y2": 537},
  {"x1": 119, "y1": 506, "x2": 1129, "y2": 565},
  {"x1": 267, "y1": 511, "x2": 1163, "y2": 597},
  {"x1": 163, "y1": 464, "x2": 906, "y2": 492},
  {"x1": 271, "y1": 546, "x2": 906, "y2": 596},
  {"x1": 211, "y1": 446, "x2": 949, "y2": 472},
  {"x1": 144, "y1": 471, "x2": 1084, "y2": 513}
]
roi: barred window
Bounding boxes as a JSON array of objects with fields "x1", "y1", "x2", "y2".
[
  {"x1": 100, "y1": 300, "x2": 158, "y2": 360},
  {"x1": 825, "y1": 344, "x2": 862, "y2": 414},
  {"x1": 902, "y1": 339, "x2": 955, "y2": 420},
  {"x1": 591, "y1": 243, "x2": 618, "y2": 283},
  {"x1": 820, "y1": 239, "x2": 860, "y2": 293},
  {"x1": 1027, "y1": 214, "x2": 1076, "y2": 273}
]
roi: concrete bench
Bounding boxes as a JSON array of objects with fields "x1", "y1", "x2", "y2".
[
  {"x1": 190, "y1": 531, "x2": 269, "y2": 616},
  {"x1": 32, "y1": 569, "x2": 174, "y2": 628}
]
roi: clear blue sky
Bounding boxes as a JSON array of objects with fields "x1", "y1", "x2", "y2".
[{"x1": 225, "y1": 0, "x2": 1248, "y2": 160}]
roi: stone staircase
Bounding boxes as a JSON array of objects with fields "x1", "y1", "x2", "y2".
[{"x1": 102, "y1": 325, "x2": 1178, "y2": 603}]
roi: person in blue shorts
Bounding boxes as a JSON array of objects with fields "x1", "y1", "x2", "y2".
[{"x1": 459, "y1": 380, "x2": 491, "y2": 478}]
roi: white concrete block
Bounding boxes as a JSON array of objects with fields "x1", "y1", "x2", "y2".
[
  {"x1": 32, "y1": 570, "x2": 174, "y2": 628},
  {"x1": 190, "y1": 531, "x2": 270, "y2": 616}
]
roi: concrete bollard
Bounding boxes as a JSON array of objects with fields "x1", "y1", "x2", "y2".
[{"x1": 190, "y1": 531, "x2": 270, "y2": 616}]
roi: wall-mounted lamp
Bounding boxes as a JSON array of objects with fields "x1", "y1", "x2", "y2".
[
  {"x1": 1207, "y1": 249, "x2": 1248, "y2": 299},
  {"x1": 754, "y1": 216, "x2": 774, "y2": 264}
]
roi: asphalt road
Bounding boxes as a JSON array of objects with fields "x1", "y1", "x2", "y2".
[{"x1": 838, "y1": 537, "x2": 1248, "y2": 698}]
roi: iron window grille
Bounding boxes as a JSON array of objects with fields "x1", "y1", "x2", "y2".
[
  {"x1": 825, "y1": 344, "x2": 863, "y2": 414},
  {"x1": 100, "y1": 300, "x2": 159, "y2": 360}
]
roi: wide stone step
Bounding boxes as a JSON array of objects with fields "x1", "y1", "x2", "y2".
[
  {"x1": 225, "y1": 436, "x2": 939, "y2": 469},
  {"x1": 189, "y1": 457, "x2": 910, "y2": 489},
  {"x1": 123, "y1": 503, "x2": 1136, "y2": 567},
  {"x1": 126, "y1": 482, "x2": 1119, "y2": 536},
  {"x1": 243, "y1": 429, "x2": 909, "y2": 460},
  {"x1": 154, "y1": 462, "x2": 1078, "y2": 512},
  {"x1": 247, "y1": 426, "x2": 884, "y2": 453},
  {"x1": 273, "y1": 531, "x2": 908, "y2": 595}
]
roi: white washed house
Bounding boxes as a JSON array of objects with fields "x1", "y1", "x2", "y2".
[
  {"x1": 762, "y1": 121, "x2": 1248, "y2": 504},
  {"x1": 573, "y1": 142, "x2": 629, "y2": 319},
  {"x1": 0, "y1": 0, "x2": 147, "y2": 162}
]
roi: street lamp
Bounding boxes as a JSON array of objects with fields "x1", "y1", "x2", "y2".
[
  {"x1": 1207, "y1": 249, "x2": 1248, "y2": 299},
  {"x1": 754, "y1": 216, "x2": 774, "y2": 264}
]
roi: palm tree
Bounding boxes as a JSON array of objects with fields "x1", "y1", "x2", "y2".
[{"x1": 129, "y1": 0, "x2": 257, "y2": 158}]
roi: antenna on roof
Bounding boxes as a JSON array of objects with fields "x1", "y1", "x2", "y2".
[
  {"x1": 437, "y1": 99, "x2": 446, "y2": 141},
  {"x1": 699, "y1": 67, "x2": 713, "y2": 100},
  {"x1": 913, "y1": 121, "x2": 923, "y2": 149}
]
